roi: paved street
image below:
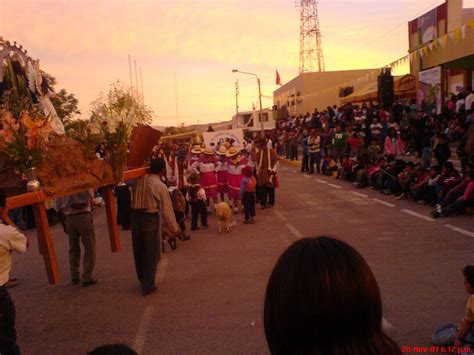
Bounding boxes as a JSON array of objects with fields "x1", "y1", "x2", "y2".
[{"x1": 11, "y1": 162, "x2": 474, "y2": 354}]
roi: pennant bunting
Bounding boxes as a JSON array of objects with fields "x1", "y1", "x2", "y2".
[
  {"x1": 461, "y1": 25, "x2": 466, "y2": 39},
  {"x1": 454, "y1": 28, "x2": 461, "y2": 42}
]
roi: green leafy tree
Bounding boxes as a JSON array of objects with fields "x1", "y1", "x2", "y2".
[
  {"x1": 50, "y1": 88, "x2": 81, "y2": 126},
  {"x1": 90, "y1": 80, "x2": 153, "y2": 125}
]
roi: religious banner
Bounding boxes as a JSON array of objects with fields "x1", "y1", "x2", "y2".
[
  {"x1": 203, "y1": 128, "x2": 245, "y2": 150},
  {"x1": 419, "y1": 8, "x2": 437, "y2": 45},
  {"x1": 418, "y1": 67, "x2": 442, "y2": 114}
]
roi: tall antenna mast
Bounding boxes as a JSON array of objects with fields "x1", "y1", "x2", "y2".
[{"x1": 296, "y1": 0, "x2": 325, "y2": 73}]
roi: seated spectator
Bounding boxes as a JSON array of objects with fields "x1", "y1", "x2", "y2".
[
  {"x1": 394, "y1": 162, "x2": 417, "y2": 200},
  {"x1": 322, "y1": 155, "x2": 338, "y2": 176},
  {"x1": 264, "y1": 236, "x2": 401, "y2": 355},
  {"x1": 410, "y1": 165, "x2": 430, "y2": 202},
  {"x1": 432, "y1": 168, "x2": 474, "y2": 218},
  {"x1": 368, "y1": 158, "x2": 387, "y2": 190},
  {"x1": 336, "y1": 154, "x2": 354, "y2": 181},
  {"x1": 353, "y1": 156, "x2": 369, "y2": 188},
  {"x1": 367, "y1": 139, "x2": 382, "y2": 164},
  {"x1": 432, "y1": 266, "x2": 474, "y2": 349},
  {"x1": 416, "y1": 165, "x2": 442, "y2": 206},
  {"x1": 436, "y1": 162, "x2": 462, "y2": 205},
  {"x1": 433, "y1": 134, "x2": 451, "y2": 167}
]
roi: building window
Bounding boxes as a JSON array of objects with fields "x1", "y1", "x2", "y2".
[{"x1": 258, "y1": 112, "x2": 269, "y2": 122}]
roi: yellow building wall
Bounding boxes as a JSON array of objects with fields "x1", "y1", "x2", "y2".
[{"x1": 273, "y1": 69, "x2": 375, "y2": 117}]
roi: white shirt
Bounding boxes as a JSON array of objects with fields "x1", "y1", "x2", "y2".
[
  {"x1": 0, "y1": 224, "x2": 27, "y2": 286},
  {"x1": 465, "y1": 93, "x2": 473, "y2": 112}
]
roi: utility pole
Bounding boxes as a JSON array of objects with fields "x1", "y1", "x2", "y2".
[{"x1": 235, "y1": 80, "x2": 239, "y2": 127}]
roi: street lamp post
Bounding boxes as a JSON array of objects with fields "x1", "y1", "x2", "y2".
[
  {"x1": 235, "y1": 80, "x2": 239, "y2": 127},
  {"x1": 232, "y1": 69, "x2": 264, "y2": 135}
]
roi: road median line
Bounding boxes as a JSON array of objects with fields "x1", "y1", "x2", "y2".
[
  {"x1": 286, "y1": 223, "x2": 304, "y2": 239},
  {"x1": 371, "y1": 198, "x2": 395, "y2": 208},
  {"x1": 444, "y1": 224, "x2": 474, "y2": 238},
  {"x1": 401, "y1": 209, "x2": 435, "y2": 222}
]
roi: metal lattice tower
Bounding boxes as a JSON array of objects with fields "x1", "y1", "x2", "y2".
[{"x1": 296, "y1": 0, "x2": 325, "y2": 73}]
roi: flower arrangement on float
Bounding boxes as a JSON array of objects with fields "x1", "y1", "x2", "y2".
[
  {"x1": 0, "y1": 111, "x2": 52, "y2": 190},
  {"x1": 96, "y1": 105, "x2": 138, "y2": 183}
]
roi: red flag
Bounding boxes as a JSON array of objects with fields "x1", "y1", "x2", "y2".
[{"x1": 276, "y1": 70, "x2": 282, "y2": 86}]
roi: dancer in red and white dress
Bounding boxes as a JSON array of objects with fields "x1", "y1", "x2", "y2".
[
  {"x1": 191, "y1": 148, "x2": 218, "y2": 210},
  {"x1": 215, "y1": 146, "x2": 228, "y2": 202},
  {"x1": 226, "y1": 146, "x2": 248, "y2": 212},
  {"x1": 190, "y1": 145, "x2": 202, "y2": 166}
]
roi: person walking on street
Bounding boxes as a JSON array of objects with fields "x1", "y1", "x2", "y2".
[
  {"x1": 130, "y1": 158, "x2": 180, "y2": 296},
  {"x1": 0, "y1": 188, "x2": 28, "y2": 355},
  {"x1": 57, "y1": 190, "x2": 97, "y2": 287},
  {"x1": 253, "y1": 138, "x2": 280, "y2": 209}
]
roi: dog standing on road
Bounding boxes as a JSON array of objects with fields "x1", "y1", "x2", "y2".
[{"x1": 216, "y1": 202, "x2": 236, "y2": 233}]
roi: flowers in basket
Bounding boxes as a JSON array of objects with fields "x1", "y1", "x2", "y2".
[{"x1": 0, "y1": 111, "x2": 52, "y2": 174}]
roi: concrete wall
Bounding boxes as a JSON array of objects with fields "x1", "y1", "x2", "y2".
[{"x1": 273, "y1": 69, "x2": 376, "y2": 117}]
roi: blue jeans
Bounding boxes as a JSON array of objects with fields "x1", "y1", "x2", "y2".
[
  {"x1": 309, "y1": 152, "x2": 321, "y2": 174},
  {"x1": 433, "y1": 323, "x2": 474, "y2": 347},
  {"x1": 422, "y1": 147, "x2": 432, "y2": 169}
]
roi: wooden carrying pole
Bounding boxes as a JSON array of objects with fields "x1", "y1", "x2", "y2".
[{"x1": 5, "y1": 167, "x2": 149, "y2": 284}]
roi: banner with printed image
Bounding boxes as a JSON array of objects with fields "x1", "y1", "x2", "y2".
[
  {"x1": 419, "y1": 8, "x2": 437, "y2": 45},
  {"x1": 203, "y1": 128, "x2": 245, "y2": 150},
  {"x1": 418, "y1": 67, "x2": 442, "y2": 114}
]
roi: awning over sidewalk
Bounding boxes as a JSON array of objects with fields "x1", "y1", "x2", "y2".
[{"x1": 341, "y1": 74, "x2": 417, "y2": 104}]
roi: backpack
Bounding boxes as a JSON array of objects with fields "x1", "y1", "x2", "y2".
[{"x1": 246, "y1": 176, "x2": 257, "y2": 192}]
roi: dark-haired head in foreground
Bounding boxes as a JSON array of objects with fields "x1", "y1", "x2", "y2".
[
  {"x1": 88, "y1": 344, "x2": 137, "y2": 355},
  {"x1": 264, "y1": 236, "x2": 401, "y2": 355}
]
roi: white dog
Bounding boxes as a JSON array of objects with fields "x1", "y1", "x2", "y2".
[{"x1": 216, "y1": 202, "x2": 236, "y2": 233}]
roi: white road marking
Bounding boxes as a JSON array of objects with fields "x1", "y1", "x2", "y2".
[
  {"x1": 371, "y1": 198, "x2": 395, "y2": 208},
  {"x1": 286, "y1": 223, "x2": 304, "y2": 239},
  {"x1": 382, "y1": 317, "x2": 394, "y2": 330},
  {"x1": 351, "y1": 191, "x2": 369, "y2": 198},
  {"x1": 274, "y1": 210, "x2": 288, "y2": 221},
  {"x1": 401, "y1": 209, "x2": 435, "y2": 222},
  {"x1": 133, "y1": 305, "x2": 155, "y2": 353},
  {"x1": 303, "y1": 175, "x2": 311, "y2": 178},
  {"x1": 444, "y1": 224, "x2": 474, "y2": 238},
  {"x1": 157, "y1": 256, "x2": 169, "y2": 284},
  {"x1": 327, "y1": 183, "x2": 342, "y2": 189},
  {"x1": 315, "y1": 179, "x2": 328, "y2": 184}
]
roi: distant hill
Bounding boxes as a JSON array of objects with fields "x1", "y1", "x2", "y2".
[{"x1": 153, "y1": 120, "x2": 233, "y2": 134}]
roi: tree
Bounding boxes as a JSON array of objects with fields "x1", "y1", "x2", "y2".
[
  {"x1": 90, "y1": 80, "x2": 153, "y2": 125},
  {"x1": 50, "y1": 88, "x2": 81, "y2": 125}
]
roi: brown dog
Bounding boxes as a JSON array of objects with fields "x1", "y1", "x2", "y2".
[
  {"x1": 161, "y1": 224, "x2": 178, "y2": 252},
  {"x1": 216, "y1": 202, "x2": 236, "y2": 233}
]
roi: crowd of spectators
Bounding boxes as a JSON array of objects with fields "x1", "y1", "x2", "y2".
[{"x1": 271, "y1": 89, "x2": 474, "y2": 219}]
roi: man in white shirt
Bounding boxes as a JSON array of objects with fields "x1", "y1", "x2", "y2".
[{"x1": 0, "y1": 188, "x2": 28, "y2": 355}]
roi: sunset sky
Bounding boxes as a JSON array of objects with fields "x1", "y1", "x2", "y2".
[{"x1": 2, "y1": 0, "x2": 474, "y2": 127}]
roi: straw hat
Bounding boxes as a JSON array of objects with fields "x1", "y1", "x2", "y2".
[
  {"x1": 202, "y1": 148, "x2": 215, "y2": 155},
  {"x1": 216, "y1": 146, "x2": 228, "y2": 156},
  {"x1": 191, "y1": 145, "x2": 202, "y2": 154},
  {"x1": 226, "y1": 147, "x2": 240, "y2": 157}
]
